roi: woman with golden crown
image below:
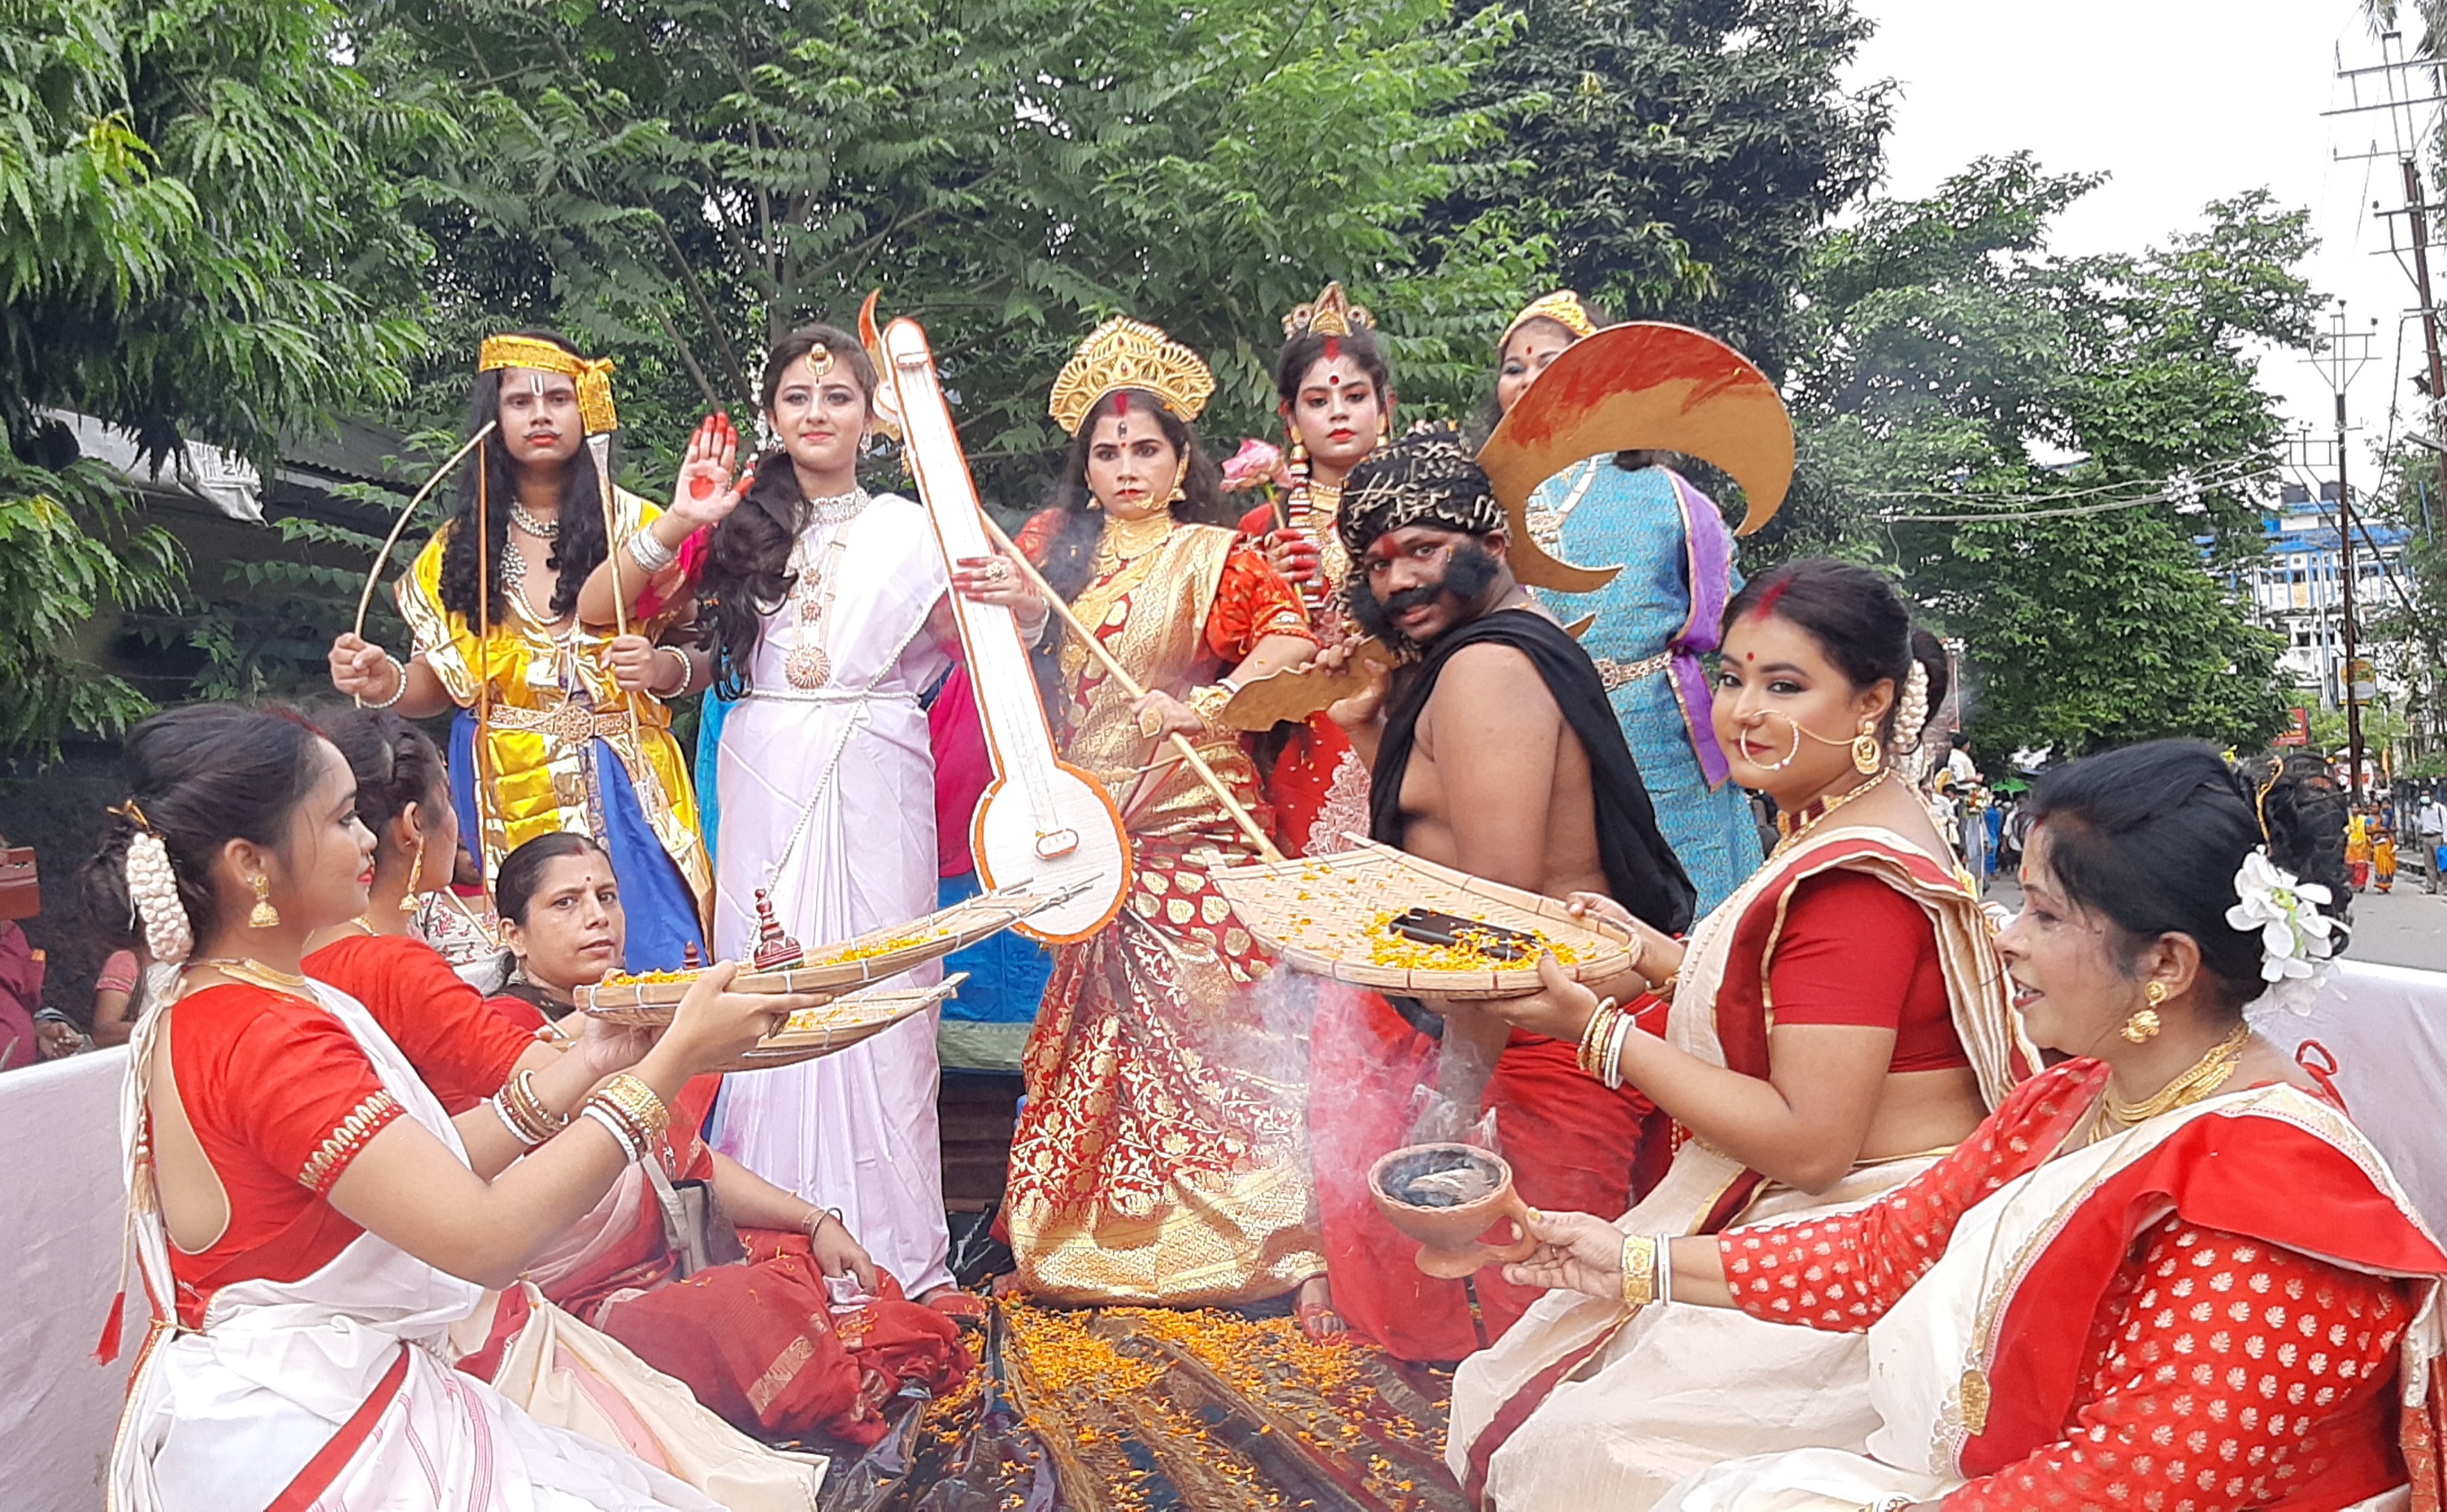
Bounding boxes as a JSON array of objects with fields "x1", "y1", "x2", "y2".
[
  {"x1": 951, "y1": 317, "x2": 1336, "y2": 1319},
  {"x1": 1235, "y1": 280, "x2": 1396, "y2": 858},
  {"x1": 326, "y1": 332, "x2": 717, "y2": 969}
]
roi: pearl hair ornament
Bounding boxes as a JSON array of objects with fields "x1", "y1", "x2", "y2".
[
  {"x1": 1893, "y1": 658, "x2": 1930, "y2": 754},
  {"x1": 123, "y1": 825, "x2": 194, "y2": 964}
]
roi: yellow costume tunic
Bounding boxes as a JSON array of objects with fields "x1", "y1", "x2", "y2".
[{"x1": 395, "y1": 488, "x2": 712, "y2": 962}]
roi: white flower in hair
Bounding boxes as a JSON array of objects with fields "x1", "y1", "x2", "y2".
[{"x1": 2224, "y1": 847, "x2": 2334, "y2": 1014}]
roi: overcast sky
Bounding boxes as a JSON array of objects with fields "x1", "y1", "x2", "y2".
[{"x1": 1847, "y1": 0, "x2": 2432, "y2": 468}]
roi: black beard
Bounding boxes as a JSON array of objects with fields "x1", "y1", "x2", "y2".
[{"x1": 1348, "y1": 542, "x2": 1502, "y2": 651}]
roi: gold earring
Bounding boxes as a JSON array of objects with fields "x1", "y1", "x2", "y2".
[
  {"x1": 2122, "y1": 982, "x2": 2168, "y2": 1043},
  {"x1": 400, "y1": 831, "x2": 428, "y2": 915},
  {"x1": 248, "y1": 873, "x2": 280, "y2": 929},
  {"x1": 1166, "y1": 461, "x2": 1188, "y2": 505},
  {"x1": 1288, "y1": 433, "x2": 1308, "y2": 470},
  {"x1": 1851, "y1": 727, "x2": 1884, "y2": 776}
]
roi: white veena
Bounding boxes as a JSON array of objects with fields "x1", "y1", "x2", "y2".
[{"x1": 111, "y1": 977, "x2": 743, "y2": 1511}]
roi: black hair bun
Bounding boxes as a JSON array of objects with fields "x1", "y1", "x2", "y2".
[{"x1": 2239, "y1": 753, "x2": 2352, "y2": 936}]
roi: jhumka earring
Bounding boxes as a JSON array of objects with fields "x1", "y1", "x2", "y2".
[
  {"x1": 1166, "y1": 461, "x2": 1188, "y2": 505},
  {"x1": 248, "y1": 873, "x2": 281, "y2": 929},
  {"x1": 1850, "y1": 724, "x2": 1884, "y2": 776},
  {"x1": 400, "y1": 832, "x2": 428, "y2": 915},
  {"x1": 2122, "y1": 981, "x2": 2168, "y2": 1043},
  {"x1": 1288, "y1": 433, "x2": 1309, "y2": 471}
]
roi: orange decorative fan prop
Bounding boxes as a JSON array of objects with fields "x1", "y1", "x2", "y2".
[{"x1": 1478, "y1": 322, "x2": 1796, "y2": 592}]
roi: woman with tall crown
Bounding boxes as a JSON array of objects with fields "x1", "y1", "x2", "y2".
[
  {"x1": 951, "y1": 317, "x2": 1332, "y2": 1315},
  {"x1": 1493, "y1": 291, "x2": 1762, "y2": 914},
  {"x1": 1237, "y1": 281, "x2": 1395, "y2": 858},
  {"x1": 326, "y1": 332, "x2": 714, "y2": 968}
]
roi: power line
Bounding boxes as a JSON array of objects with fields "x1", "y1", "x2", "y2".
[
  {"x1": 1862, "y1": 453, "x2": 2270, "y2": 506},
  {"x1": 1871, "y1": 463, "x2": 2285, "y2": 524}
]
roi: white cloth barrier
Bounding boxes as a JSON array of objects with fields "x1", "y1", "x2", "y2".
[
  {"x1": 2254, "y1": 959, "x2": 2447, "y2": 1233},
  {"x1": 0, "y1": 1049, "x2": 129, "y2": 1510}
]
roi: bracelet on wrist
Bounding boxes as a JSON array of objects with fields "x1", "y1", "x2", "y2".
[
  {"x1": 658, "y1": 645, "x2": 692, "y2": 696},
  {"x1": 364, "y1": 654, "x2": 410, "y2": 710},
  {"x1": 1619, "y1": 1232, "x2": 1658, "y2": 1310},
  {"x1": 628, "y1": 522, "x2": 681, "y2": 575},
  {"x1": 578, "y1": 1071, "x2": 670, "y2": 1165},
  {"x1": 802, "y1": 1205, "x2": 845, "y2": 1242},
  {"x1": 489, "y1": 1068, "x2": 565, "y2": 1147}
]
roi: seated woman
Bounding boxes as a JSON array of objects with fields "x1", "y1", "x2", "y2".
[
  {"x1": 86, "y1": 703, "x2": 823, "y2": 1510},
  {"x1": 1445, "y1": 559, "x2": 2032, "y2": 1505},
  {"x1": 483, "y1": 830, "x2": 968, "y2": 1445},
  {"x1": 306, "y1": 710, "x2": 966, "y2": 1444},
  {"x1": 1509, "y1": 740, "x2": 2445, "y2": 1512}
]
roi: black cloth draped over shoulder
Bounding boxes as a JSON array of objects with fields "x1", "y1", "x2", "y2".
[{"x1": 1367, "y1": 608, "x2": 1697, "y2": 935}]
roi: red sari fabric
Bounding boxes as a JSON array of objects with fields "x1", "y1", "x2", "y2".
[
  {"x1": 305, "y1": 933, "x2": 535, "y2": 1114},
  {"x1": 1310, "y1": 985, "x2": 1670, "y2": 1362},
  {"x1": 158, "y1": 983, "x2": 409, "y2": 1327},
  {"x1": 600, "y1": 1236, "x2": 966, "y2": 1447},
  {"x1": 1722, "y1": 1062, "x2": 2447, "y2": 1510},
  {"x1": 451, "y1": 1043, "x2": 971, "y2": 1445}
]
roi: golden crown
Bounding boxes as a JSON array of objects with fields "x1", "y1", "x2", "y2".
[
  {"x1": 1047, "y1": 318, "x2": 1216, "y2": 437},
  {"x1": 1502, "y1": 291, "x2": 1600, "y2": 345},
  {"x1": 1281, "y1": 280, "x2": 1376, "y2": 340},
  {"x1": 478, "y1": 334, "x2": 620, "y2": 434}
]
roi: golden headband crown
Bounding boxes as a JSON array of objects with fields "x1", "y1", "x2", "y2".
[
  {"x1": 1502, "y1": 291, "x2": 1600, "y2": 345},
  {"x1": 478, "y1": 334, "x2": 620, "y2": 435},
  {"x1": 1047, "y1": 318, "x2": 1216, "y2": 437},
  {"x1": 1281, "y1": 280, "x2": 1375, "y2": 340}
]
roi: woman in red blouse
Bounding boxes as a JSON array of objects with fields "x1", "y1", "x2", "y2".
[
  {"x1": 1446, "y1": 558, "x2": 2034, "y2": 1505},
  {"x1": 1510, "y1": 741, "x2": 2446, "y2": 1512},
  {"x1": 88, "y1": 703, "x2": 828, "y2": 1510}
]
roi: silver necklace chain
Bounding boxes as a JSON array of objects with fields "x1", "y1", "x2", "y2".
[{"x1": 510, "y1": 500, "x2": 560, "y2": 539}]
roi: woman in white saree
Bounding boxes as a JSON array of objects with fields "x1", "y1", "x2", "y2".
[
  {"x1": 88, "y1": 704, "x2": 830, "y2": 1510},
  {"x1": 1509, "y1": 741, "x2": 2447, "y2": 1512},
  {"x1": 1445, "y1": 560, "x2": 2032, "y2": 1507}
]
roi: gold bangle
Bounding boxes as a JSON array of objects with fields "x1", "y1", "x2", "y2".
[
  {"x1": 511, "y1": 1068, "x2": 569, "y2": 1134},
  {"x1": 1620, "y1": 1232, "x2": 1658, "y2": 1310},
  {"x1": 1577, "y1": 999, "x2": 1619, "y2": 1077},
  {"x1": 489, "y1": 1069, "x2": 563, "y2": 1147},
  {"x1": 1186, "y1": 681, "x2": 1234, "y2": 736},
  {"x1": 590, "y1": 1072, "x2": 670, "y2": 1147}
]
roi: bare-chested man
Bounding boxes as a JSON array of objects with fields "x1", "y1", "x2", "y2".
[{"x1": 1300, "y1": 432, "x2": 1695, "y2": 1362}]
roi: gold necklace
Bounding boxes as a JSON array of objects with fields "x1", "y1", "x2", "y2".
[
  {"x1": 1093, "y1": 508, "x2": 1176, "y2": 572},
  {"x1": 190, "y1": 957, "x2": 315, "y2": 1000},
  {"x1": 1771, "y1": 770, "x2": 1891, "y2": 858},
  {"x1": 2100, "y1": 1023, "x2": 2253, "y2": 1126}
]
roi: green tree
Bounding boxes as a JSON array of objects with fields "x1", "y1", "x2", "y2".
[
  {"x1": 0, "y1": 0, "x2": 435, "y2": 747},
  {"x1": 1793, "y1": 156, "x2": 2308, "y2": 757},
  {"x1": 1427, "y1": 0, "x2": 1888, "y2": 381},
  {"x1": 356, "y1": 0, "x2": 1532, "y2": 488}
]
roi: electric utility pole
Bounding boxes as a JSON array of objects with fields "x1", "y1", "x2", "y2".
[{"x1": 2307, "y1": 305, "x2": 2379, "y2": 797}]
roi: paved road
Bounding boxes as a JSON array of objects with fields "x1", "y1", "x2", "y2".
[
  {"x1": 1975, "y1": 874, "x2": 2446, "y2": 973},
  {"x1": 2340, "y1": 883, "x2": 2447, "y2": 972}
]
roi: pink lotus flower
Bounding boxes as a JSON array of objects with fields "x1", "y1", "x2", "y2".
[{"x1": 1221, "y1": 437, "x2": 1287, "y2": 493}]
